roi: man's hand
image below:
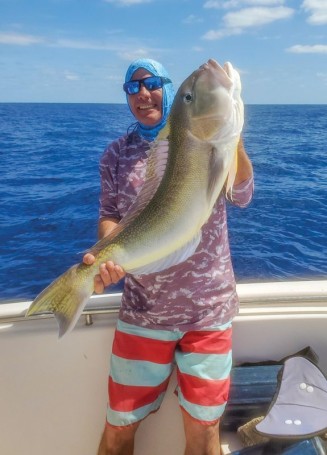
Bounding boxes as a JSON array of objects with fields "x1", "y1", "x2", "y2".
[{"x1": 83, "y1": 253, "x2": 126, "y2": 294}]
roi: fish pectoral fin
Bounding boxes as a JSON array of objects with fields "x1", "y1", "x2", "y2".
[
  {"x1": 225, "y1": 144, "x2": 238, "y2": 197},
  {"x1": 128, "y1": 231, "x2": 202, "y2": 275},
  {"x1": 207, "y1": 143, "x2": 225, "y2": 200}
]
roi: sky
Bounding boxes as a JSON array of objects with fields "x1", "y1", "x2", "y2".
[{"x1": 0, "y1": 0, "x2": 326, "y2": 104}]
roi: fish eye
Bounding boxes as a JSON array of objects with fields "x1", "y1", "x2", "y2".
[{"x1": 183, "y1": 93, "x2": 193, "y2": 104}]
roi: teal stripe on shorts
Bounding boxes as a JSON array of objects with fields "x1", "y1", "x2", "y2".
[
  {"x1": 175, "y1": 351, "x2": 232, "y2": 380},
  {"x1": 203, "y1": 321, "x2": 233, "y2": 331},
  {"x1": 116, "y1": 319, "x2": 183, "y2": 341},
  {"x1": 177, "y1": 388, "x2": 227, "y2": 421},
  {"x1": 110, "y1": 354, "x2": 173, "y2": 387},
  {"x1": 107, "y1": 392, "x2": 166, "y2": 427}
]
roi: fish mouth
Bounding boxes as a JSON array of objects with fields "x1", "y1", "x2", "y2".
[
  {"x1": 199, "y1": 59, "x2": 222, "y2": 72},
  {"x1": 197, "y1": 59, "x2": 233, "y2": 91}
]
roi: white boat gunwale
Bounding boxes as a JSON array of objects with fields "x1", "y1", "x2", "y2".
[{"x1": 1, "y1": 280, "x2": 327, "y2": 326}]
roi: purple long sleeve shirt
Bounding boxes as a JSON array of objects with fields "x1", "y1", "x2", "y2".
[{"x1": 99, "y1": 133, "x2": 254, "y2": 331}]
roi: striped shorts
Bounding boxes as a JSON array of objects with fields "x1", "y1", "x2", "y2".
[{"x1": 107, "y1": 319, "x2": 232, "y2": 427}]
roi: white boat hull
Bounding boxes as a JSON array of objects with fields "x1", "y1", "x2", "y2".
[{"x1": 1, "y1": 280, "x2": 327, "y2": 455}]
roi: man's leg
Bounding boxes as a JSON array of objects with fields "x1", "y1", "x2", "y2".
[
  {"x1": 182, "y1": 412, "x2": 220, "y2": 455},
  {"x1": 100, "y1": 320, "x2": 178, "y2": 454},
  {"x1": 97, "y1": 422, "x2": 140, "y2": 455},
  {"x1": 176, "y1": 323, "x2": 233, "y2": 455}
]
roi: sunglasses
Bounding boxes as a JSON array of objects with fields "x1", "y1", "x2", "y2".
[{"x1": 123, "y1": 76, "x2": 172, "y2": 95}]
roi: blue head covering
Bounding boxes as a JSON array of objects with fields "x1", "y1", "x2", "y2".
[{"x1": 125, "y1": 58, "x2": 175, "y2": 141}]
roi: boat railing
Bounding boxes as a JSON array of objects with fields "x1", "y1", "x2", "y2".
[{"x1": 1, "y1": 280, "x2": 327, "y2": 327}]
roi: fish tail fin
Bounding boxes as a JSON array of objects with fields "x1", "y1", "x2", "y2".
[{"x1": 26, "y1": 264, "x2": 94, "y2": 338}]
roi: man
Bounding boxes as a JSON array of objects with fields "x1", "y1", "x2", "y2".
[{"x1": 84, "y1": 58, "x2": 254, "y2": 455}]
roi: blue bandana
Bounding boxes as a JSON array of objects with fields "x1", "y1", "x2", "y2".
[{"x1": 125, "y1": 58, "x2": 175, "y2": 141}]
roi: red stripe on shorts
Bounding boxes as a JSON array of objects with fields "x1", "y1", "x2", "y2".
[
  {"x1": 109, "y1": 376, "x2": 170, "y2": 412},
  {"x1": 178, "y1": 372, "x2": 230, "y2": 406},
  {"x1": 179, "y1": 328, "x2": 232, "y2": 354},
  {"x1": 112, "y1": 330, "x2": 177, "y2": 364}
]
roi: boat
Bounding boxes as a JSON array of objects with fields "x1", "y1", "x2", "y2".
[{"x1": 1, "y1": 279, "x2": 327, "y2": 454}]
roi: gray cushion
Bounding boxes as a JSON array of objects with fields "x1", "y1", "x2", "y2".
[{"x1": 256, "y1": 357, "x2": 327, "y2": 438}]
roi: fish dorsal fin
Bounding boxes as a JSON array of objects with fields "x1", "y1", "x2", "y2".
[
  {"x1": 128, "y1": 231, "x2": 202, "y2": 275},
  {"x1": 225, "y1": 143, "x2": 238, "y2": 196},
  {"x1": 89, "y1": 138, "x2": 170, "y2": 256}
]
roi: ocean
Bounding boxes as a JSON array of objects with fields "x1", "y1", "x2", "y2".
[{"x1": 0, "y1": 103, "x2": 326, "y2": 301}]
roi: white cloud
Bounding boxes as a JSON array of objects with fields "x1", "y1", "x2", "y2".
[
  {"x1": 64, "y1": 71, "x2": 79, "y2": 81},
  {"x1": 104, "y1": 0, "x2": 152, "y2": 5},
  {"x1": 54, "y1": 39, "x2": 159, "y2": 62},
  {"x1": 118, "y1": 48, "x2": 150, "y2": 61},
  {"x1": 302, "y1": 0, "x2": 327, "y2": 25},
  {"x1": 183, "y1": 14, "x2": 204, "y2": 24},
  {"x1": 203, "y1": 6, "x2": 294, "y2": 39},
  {"x1": 55, "y1": 38, "x2": 116, "y2": 51},
  {"x1": 223, "y1": 6, "x2": 294, "y2": 28},
  {"x1": 192, "y1": 46, "x2": 205, "y2": 52},
  {"x1": 0, "y1": 30, "x2": 161, "y2": 63},
  {"x1": 204, "y1": 0, "x2": 226, "y2": 7},
  {"x1": 244, "y1": 0, "x2": 285, "y2": 4},
  {"x1": 203, "y1": 28, "x2": 241, "y2": 39},
  {"x1": 317, "y1": 72, "x2": 327, "y2": 84},
  {"x1": 0, "y1": 32, "x2": 116, "y2": 51},
  {"x1": 287, "y1": 44, "x2": 327, "y2": 53},
  {"x1": 0, "y1": 32, "x2": 44, "y2": 46},
  {"x1": 204, "y1": 0, "x2": 285, "y2": 8}
]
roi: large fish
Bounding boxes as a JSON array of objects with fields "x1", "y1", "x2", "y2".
[{"x1": 26, "y1": 59, "x2": 244, "y2": 338}]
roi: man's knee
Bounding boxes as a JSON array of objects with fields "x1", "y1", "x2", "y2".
[
  {"x1": 97, "y1": 422, "x2": 140, "y2": 455},
  {"x1": 182, "y1": 411, "x2": 220, "y2": 455}
]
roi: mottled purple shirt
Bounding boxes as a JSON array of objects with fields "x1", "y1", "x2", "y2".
[{"x1": 99, "y1": 133, "x2": 254, "y2": 331}]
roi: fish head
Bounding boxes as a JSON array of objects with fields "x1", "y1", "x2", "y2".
[{"x1": 171, "y1": 59, "x2": 243, "y2": 142}]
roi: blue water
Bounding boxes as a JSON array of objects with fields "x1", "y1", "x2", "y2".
[{"x1": 0, "y1": 103, "x2": 326, "y2": 301}]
